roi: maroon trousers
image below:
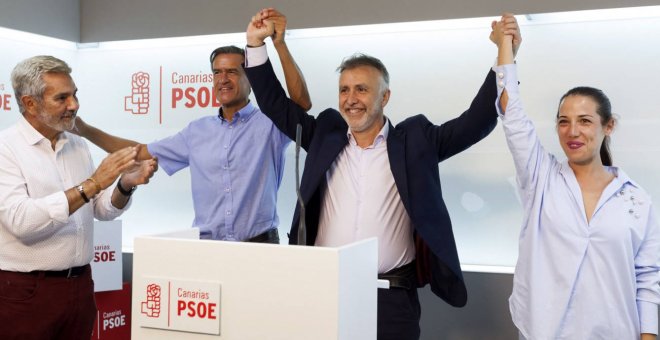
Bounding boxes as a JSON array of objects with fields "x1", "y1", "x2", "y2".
[{"x1": 0, "y1": 265, "x2": 96, "y2": 340}]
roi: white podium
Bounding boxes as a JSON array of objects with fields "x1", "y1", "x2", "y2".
[{"x1": 131, "y1": 228, "x2": 378, "y2": 339}]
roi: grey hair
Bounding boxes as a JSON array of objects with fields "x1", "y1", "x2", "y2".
[
  {"x1": 337, "y1": 53, "x2": 390, "y2": 87},
  {"x1": 11, "y1": 55, "x2": 72, "y2": 114}
]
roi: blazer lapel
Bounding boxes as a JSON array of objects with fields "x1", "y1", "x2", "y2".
[
  {"x1": 301, "y1": 129, "x2": 348, "y2": 201},
  {"x1": 387, "y1": 122, "x2": 410, "y2": 208}
]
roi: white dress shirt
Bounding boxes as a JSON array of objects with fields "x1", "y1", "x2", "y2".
[
  {"x1": 496, "y1": 64, "x2": 660, "y2": 339},
  {"x1": 315, "y1": 121, "x2": 415, "y2": 274},
  {"x1": 0, "y1": 116, "x2": 128, "y2": 272}
]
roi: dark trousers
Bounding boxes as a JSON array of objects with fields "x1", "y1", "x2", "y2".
[
  {"x1": 245, "y1": 228, "x2": 280, "y2": 244},
  {"x1": 377, "y1": 287, "x2": 421, "y2": 340},
  {"x1": 0, "y1": 265, "x2": 96, "y2": 340}
]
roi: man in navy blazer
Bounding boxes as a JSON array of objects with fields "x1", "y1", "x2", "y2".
[{"x1": 244, "y1": 9, "x2": 520, "y2": 340}]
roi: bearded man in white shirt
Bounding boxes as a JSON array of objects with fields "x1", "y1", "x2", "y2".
[{"x1": 0, "y1": 55, "x2": 157, "y2": 340}]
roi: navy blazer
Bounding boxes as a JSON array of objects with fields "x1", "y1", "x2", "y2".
[{"x1": 245, "y1": 60, "x2": 498, "y2": 307}]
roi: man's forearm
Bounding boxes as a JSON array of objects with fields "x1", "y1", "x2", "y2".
[
  {"x1": 273, "y1": 40, "x2": 312, "y2": 111},
  {"x1": 78, "y1": 124, "x2": 152, "y2": 160},
  {"x1": 81, "y1": 124, "x2": 138, "y2": 153}
]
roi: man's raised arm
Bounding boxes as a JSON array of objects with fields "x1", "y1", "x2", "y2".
[{"x1": 250, "y1": 8, "x2": 312, "y2": 111}]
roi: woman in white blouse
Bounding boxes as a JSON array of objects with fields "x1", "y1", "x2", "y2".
[{"x1": 492, "y1": 15, "x2": 660, "y2": 340}]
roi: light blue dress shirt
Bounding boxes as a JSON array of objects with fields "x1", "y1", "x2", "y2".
[
  {"x1": 148, "y1": 102, "x2": 290, "y2": 241},
  {"x1": 494, "y1": 64, "x2": 660, "y2": 339}
]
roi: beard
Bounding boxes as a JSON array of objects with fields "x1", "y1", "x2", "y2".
[
  {"x1": 38, "y1": 109, "x2": 77, "y2": 132},
  {"x1": 340, "y1": 107, "x2": 384, "y2": 134}
]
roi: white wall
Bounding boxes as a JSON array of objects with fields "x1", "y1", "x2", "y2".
[{"x1": 1, "y1": 8, "x2": 659, "y2": 267}]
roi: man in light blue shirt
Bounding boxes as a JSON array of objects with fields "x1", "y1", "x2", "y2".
[{"x1": 76, "y1": 13, "x2": 311, "y2": 242}]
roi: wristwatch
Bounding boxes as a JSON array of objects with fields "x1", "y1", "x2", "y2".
[
  {"x1": 77, "y1": 184, "x2": 90, "y2": 203},
  {"x1": 116, "y1": 178, "x2": 136, "y2": 197}
]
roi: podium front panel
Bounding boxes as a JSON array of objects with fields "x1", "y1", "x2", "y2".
[{"x1": 132, "y1": 235, "x2": 377, "y2": 339}]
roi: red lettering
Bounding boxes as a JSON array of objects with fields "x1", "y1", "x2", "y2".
[
  {"x1": 184, "y1": 88, "x2": 195, "y2": 108},
  {"x1": 197, "y1": 87, "x2": 210, "y2": 108},
  {"x1": 208, "y1": 303, "x2": 217, "y2": 319},
  {"x1": 177, "y1": 300, "x2": 186, "y2": 316},
  {"x1": 212, "y1": 88, "x2": 220, "y2": 107},
  {"x1": 2, "y1": 94, "x2": 10, "y2": 111},
  {"x1": 93, "y1": 251, "x2": 116, "y2": 262},
  {"x1": 186, "y1": 301, "x2": 195, "y2": 317},
  {"x1": 176, "y1": 300, "x2": 218, "y2": 319},
  {"x1": 172, "y1": 87, "x2": 220, "y2": 109},
  {"x1": 172, "y1": 88, "x2": 183, "y2": 108}
]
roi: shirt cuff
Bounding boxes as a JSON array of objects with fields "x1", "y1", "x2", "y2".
[
  {"x1": 492, "y1": 64, "x2": 519, "y2": 117},
  {"x1": 95, "y1": 186, "x2": 131, "y2": 220},
  {"x1": 638, "y1": 300, "x2": 659, "y2": 335},
  {"x1": 245, "y1": 44, "x2": 268, "y2": 68},
  {"x1": 44, "y1": 191, "x2": 69, "y2": 224}
]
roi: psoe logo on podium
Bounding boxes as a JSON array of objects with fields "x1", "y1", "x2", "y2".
[
  {"x1": 142, "y1": 283, "x2": 162, "y2": 317},
  {"x1": 137, "y1": 277, "x2": 222, "y2": 335},
  {"x1": 125, "y1": 71, "x2": 150, "y2": 115}
]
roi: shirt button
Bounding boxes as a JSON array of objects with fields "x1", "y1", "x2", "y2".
[
  {"x1": 498, "y1": 72, "x2": 504, "y2": 79},
  {"x1": 225, "y1": 187, "x2": 231, "y2": 192},
  {"x1": 229, "y1": 126, "x2": 234, "y2": 129},
  {"x1": 224, "y1": 145, "x2": 228, "y2": 149},
  {"x1": 498, "y1": 81, "x2": 505, "y2": 88},
  {"x1": 226, "y1": 210, "x2": 231, "y2": 215},
  {"x1": 223, "y1": 165, "x2": 229, "y2": 169}
]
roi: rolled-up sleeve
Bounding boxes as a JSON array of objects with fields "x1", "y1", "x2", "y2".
[{"x1": 92, "y1": 184, "x2": 131, "y2": 221}]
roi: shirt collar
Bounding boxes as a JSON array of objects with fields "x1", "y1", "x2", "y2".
[
  {"x1": 608, "y1": 166, "x2": 639, "y2": 189},
  {"x1": 217, "y1": 100, "x2": 257, "y2": 124},
  {"x1": 16, "y1": 115, "x2": 68, "y2": 147},
  {"x1": 559, "y1": 159, "x2": 639, "y2": 189},
  {"x1": 347, "y1": 117, "x2": 389, "y2": 148}
]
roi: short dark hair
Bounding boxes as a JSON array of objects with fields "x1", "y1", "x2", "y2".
[
  {"x1": 557, "y1": 86, "x2": 614, "y2": 166},
  {"x1": 336, "y1": 53, "x2": 389, "y2": 86},
  {"x1": 209, "y1": 45, "x2": 245, "y2": 68}
]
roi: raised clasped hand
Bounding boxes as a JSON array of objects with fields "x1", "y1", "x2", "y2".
[
  {"x1": 246, "y1": 8, "x2": 276, "y2": 46},
  {"x1": 489, "y1": 13, "x2": 522, "y2": 56}
]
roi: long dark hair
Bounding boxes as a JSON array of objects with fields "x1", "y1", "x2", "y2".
[{"x1": 557, "y1": 87, "x2": 613, "y2": 166}]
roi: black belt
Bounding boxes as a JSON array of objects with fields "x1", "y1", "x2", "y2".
[
  {"x1": 245, "y1": 229, "x2": 279, "y2": 243},
  {"x1": 0, "y1": 264, "x2": 90, "y2": 279},
  {"x1": 32, "y1": 265, "x2": 89, "y2": 278},
  {"x1": 379, "y1": 261, "x2": 417, "y2": 290}
]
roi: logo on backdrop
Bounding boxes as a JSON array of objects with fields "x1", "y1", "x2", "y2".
[
  {"x1": 141, "y1": 283, "x2": 162, "y2": 317},
  {"x1": 122, "y1": 68, "x2": 219, "y2": 124},
  {"x1": 125, "y1": 72, "x2": 150, "y2": 114}
]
